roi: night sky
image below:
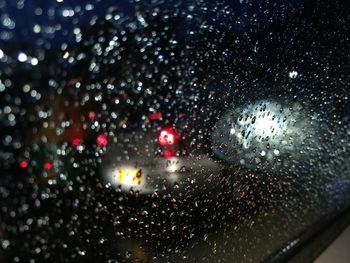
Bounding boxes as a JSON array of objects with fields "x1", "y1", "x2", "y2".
[{"x1": 0, "y1": 0, "x2": 305, "y2": 47}]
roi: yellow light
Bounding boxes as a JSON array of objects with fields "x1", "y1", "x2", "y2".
[{"x1": 115, "y1": 168, "x2": 142, "y2": 186}]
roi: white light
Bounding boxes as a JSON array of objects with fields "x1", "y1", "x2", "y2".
[
  {"x1": 252, "y1": 113, "x2": 280, "y2": 136},
  {"x1": 289, "y1": 70, "x2": 298, "y2": 79},
  {"x1": 62, "y1": 9, "x2": 74, "y2": 17},
  {"x1": 274, "y1": 149, "x2": 280, "y2": 156},
  {"x1": 31, "y1": 57, "x2": 38, "y2": 66},
  {"x1": 18, "y1": 52, "x2": 27, "y2": 62},
  {"x1": 33, "y1": 24, "x2": 41, "y2": 33},
  {"x1": 62, "y1": 10, "x2": 69, "y2": 17},
  {"x1": 165, "y1": 157, "x2": 180, "y2": 173}
]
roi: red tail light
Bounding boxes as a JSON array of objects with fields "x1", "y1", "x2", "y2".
[
  {"x1": 148, "y1": 112, "x2": 162, "y2": 121},
  {"x1": 96, "y1": 133, "x2": 108, "y2": 147},
  {"x1": 158, "y1": 127, "x2": 177, "y2": 146},
  {"x1": 43, "y1": 162, "x2": 53, "y2": 170},
  {"x1": 164, "y1": 149, "x2": 179, "y2": 158},
  {"x1": 19, "y1": 160, "x2": 28, "y2": 169}
]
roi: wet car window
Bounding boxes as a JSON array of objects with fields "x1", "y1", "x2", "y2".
[{"x1": 0, "y1": 0, "x2": 349, "y2": 262}]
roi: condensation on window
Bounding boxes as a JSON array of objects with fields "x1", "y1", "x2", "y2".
[{"x1": 0, "y1": 0, "x2": 349, "y2": 262}]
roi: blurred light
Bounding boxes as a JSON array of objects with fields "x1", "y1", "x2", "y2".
[
  {"x1": 289, "y1": 70, "x2": 298, "y2": 79},
  {"x1": 33, "y1": 24, "x2": 41, "y2": 33},
  {"x1": 30, "y1": 57, "x2": 38, "y2": 66},
  {"x1": 19, "y1": 160, "x2": 28, "y2": 169},
  {"x1": 97, "y1": 134, "x2": 108, "y2": 146},
  {"x1": 165, "y1": 157, "x2": 180, "y2": 173},
  {"x1": 72, "y1": 138, "x2": 81, "y2": 147},
  {"x1": 115, "y1": 168, "x2": 142, "y2": 186},
  {"x1": 148, "y1": 112, "x2": 162, "y2": 121},
  {"x1": 88, "y1": 111, "x2": 95, "y2": 120},
  {"x1": 17, "y1": 52, "x2": 27, "y2": 62},
  {"x1": 43, "y1": 162, "x2": 52, "y2": 170},
  {"x1": 163, "y1": 149, "x2": 174, "y2": 158},
  {"x1": 252, "y1": 114, "x2": 280, "y2": 136},
  {"x1": 212, "y1": 100, "x2": 303, "y2": 169},
  {"x1": 158, "y1": 128, "x2": 176, "y2": 146}
]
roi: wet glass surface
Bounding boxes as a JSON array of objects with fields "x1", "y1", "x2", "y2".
[{"x1": 0, "y1": 0, "x2": 349, "y2": 262}]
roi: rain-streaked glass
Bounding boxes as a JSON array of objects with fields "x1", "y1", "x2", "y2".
[{"x1": 0, "y1": 0, "x2": 349, "y2": 262}]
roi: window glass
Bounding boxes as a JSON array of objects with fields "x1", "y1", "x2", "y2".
[{"x1": 0, "y1": 0, "x2": 349, "y2": 262}]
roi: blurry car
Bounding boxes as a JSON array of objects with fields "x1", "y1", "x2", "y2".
[{"x1": 100, "y1": 115, "x2": 223, "y2": 194}]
